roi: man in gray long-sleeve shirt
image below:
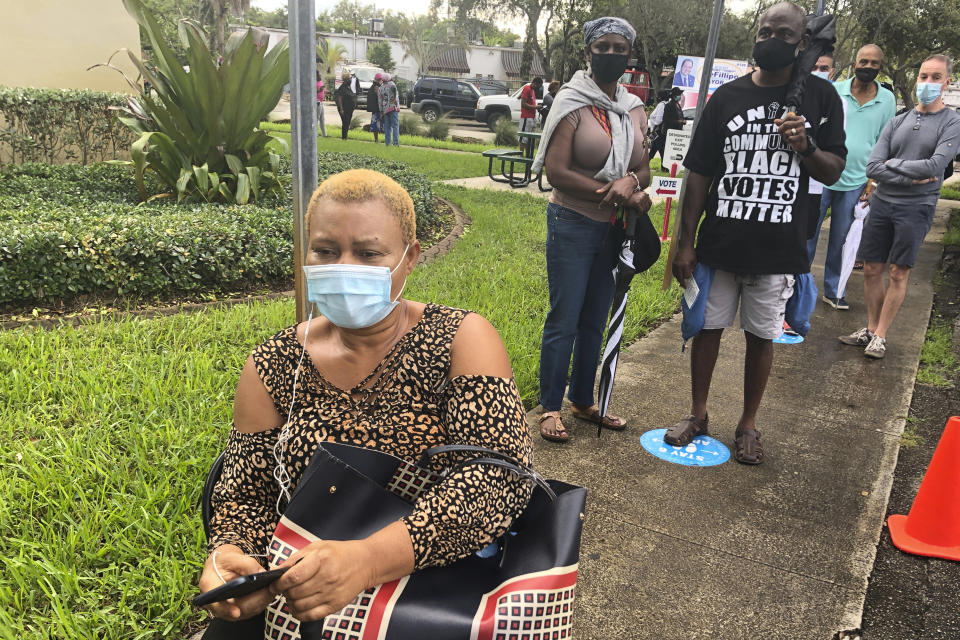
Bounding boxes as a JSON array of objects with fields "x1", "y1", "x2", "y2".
[{"x1": 840, "y1": 54, "x2": 960, "y2": 358}]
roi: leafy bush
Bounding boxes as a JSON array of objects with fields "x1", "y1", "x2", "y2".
[
  {"x1": 399, "y1": 112, "x2": 425, "y2": 137},
  {"x1": 349, "y1": 115, "x2": 363, "y2": 130},
  {"x1": 494, "y1": 119, "x2": 519, "y2": 146},
  {"x1": 0, "y1": 164, "x2": 290, "y2": 307},
  {"x1": 0, "y1": 87, "x2": 136, "y2": 166},
  {"x1": 0, "y1": 158, "x2": 435, "y2": 307},
  {"x1": 113, "y1": 0, "x2": 290, "y2": 205},
  {"x1": 425, "y1": 116, "x2": 450, "y2": 141}
]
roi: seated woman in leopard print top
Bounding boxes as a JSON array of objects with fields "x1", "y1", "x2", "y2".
[{"x1": 197, "y1": 169, "x2": 533, "y2": 636}]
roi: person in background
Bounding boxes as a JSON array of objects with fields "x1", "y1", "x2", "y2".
[
  {"x1": 650, "y1": 88, "x2": 682, "y2": 161},
  {"x1": 531, "y1": 16, "x2": 652, "y2": 442},
  {"x1": 519, "y1": 76, "x2": 543, "y2": 150},
  {"x1": 316, "y1": 72, "x2": 327, "y2": 137},
  {"x1": 378, "y1": 73, "x2": 401, "y2": 147},
  {"x1": 334, "y1": 69, "x2": 359, "y2": 140},
  {"x1": 812, "y1": 54, "x2": 835, "y2": 81},
  {"x1": 667, "y1": 1, "x2": 846, "y2": 465},
  {"x1": 539, "y1": 80, "x2": 560, "y2": 126},
  {"x1": 808, "y1": 45, "x2": 895, "y2": 310},
  {"x1": 367, "y1": 73, "x2": 383, "y2": 144},
  {"x1": 674, "y1": 58, "x2": 696, "y2": 88},
  {"x1": 804, "y1": 53, "x2": 839, "y2": 248},
  {"x1": 840, "y1": 54, "x2": 960, "y2": 358}
]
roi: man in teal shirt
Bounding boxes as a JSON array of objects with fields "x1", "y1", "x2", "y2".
[{"x1": 807, "y1": 44, "x2": 896, "y2": 309}]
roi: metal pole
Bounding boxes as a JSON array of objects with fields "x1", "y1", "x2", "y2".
[
  {"x1": 815, "y1": 0, "x2": 825, "y2": 15},
  {"x1": 662, "y1": 0, "x2": 724, "y2": 290},
  {"x1": 288, "y1": 0, "x2": 318, "y2": 323}
]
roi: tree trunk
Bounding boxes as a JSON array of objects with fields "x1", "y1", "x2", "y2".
[
  {"x1": 520, "y1": 3, "x2": 542, "y2": 79},
  {"x1": 891, "y1": 67, "x2": 915, "y2": 111}
]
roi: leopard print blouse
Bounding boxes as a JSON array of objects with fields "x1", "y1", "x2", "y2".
[{"x1": 208, "y1": 303, "x2": 534, "y2": 570}]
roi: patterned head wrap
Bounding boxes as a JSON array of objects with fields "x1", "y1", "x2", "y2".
[
  {"x1": 382, "y1": 73, "x2": 393, "y2": 82},
  {"x1": 583, "y1": 17, "x2": 636, "y2": 46}
]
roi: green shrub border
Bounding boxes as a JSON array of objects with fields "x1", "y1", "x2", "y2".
[
  {"x1": 0, "y1": 87, "x2": 137, "y2": 166},
  {"x1": 0, "y1": 156, "x2": 436, "y2": 307}
]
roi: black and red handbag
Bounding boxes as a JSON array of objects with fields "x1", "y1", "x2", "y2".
[{"x1": 204, "y1": 442, "x2": 587, "y2": 640}]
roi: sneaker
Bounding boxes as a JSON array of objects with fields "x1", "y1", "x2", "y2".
[
  {"x1": 864, "y1": 335, "x2": 886, "y2": 359},
  {"x1": 839, "y1": 327, "x2": 873, "y2": 346},
  {"x1": 822, "y1": 295, "x2": 849, "y2": 309}
]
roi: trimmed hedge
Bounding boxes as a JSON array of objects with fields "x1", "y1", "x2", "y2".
[
  {"x1": 1, "y1": 155, "x2": 435, "y2": 307},
  {"x1": 0, "y1": 87, "x2": 136, "y2": 166}
]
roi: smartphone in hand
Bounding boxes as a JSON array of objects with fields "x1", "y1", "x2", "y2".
[{"x1": 192, "y1": 563, "x2": 293, "y2": 608}]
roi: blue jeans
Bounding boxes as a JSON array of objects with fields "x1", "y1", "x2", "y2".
[
  {"x1": 383, "y1": 110, "x2": 400, "y2": 146},
  {"x1": 539, "y1": 204, "x2": 618, "y2": 411},
  {"x1": 807, "y1": 184, "x2": 865, "y2": 299}
]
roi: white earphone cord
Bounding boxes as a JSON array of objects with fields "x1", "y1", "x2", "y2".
[{"x1": 272, "y1": 309, "x2": 313, "y2": 515}]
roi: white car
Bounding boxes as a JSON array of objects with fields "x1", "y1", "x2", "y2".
[{"x1": 474, "y1": 87, "x2": 540, "y2": 131}]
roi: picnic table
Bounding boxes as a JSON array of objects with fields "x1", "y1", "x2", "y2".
[{"x1": 481, "y1": 130, "x2": 551, "y2": 191}]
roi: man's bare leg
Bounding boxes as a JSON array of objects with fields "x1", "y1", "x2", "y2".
[
  {"x1": 739, "y1": 331, "x2": 773, "y2": 431},
  {"x1": 863, "y1": 261, "x2": 887, "y2": 333},
  {"x1": 874, "y1": 264, "x2": 910, "y2": 339},
  {"x1": 691, "y1": 329, "x2": 723, "y2": 420}
]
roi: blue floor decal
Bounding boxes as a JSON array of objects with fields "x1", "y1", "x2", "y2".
[{"x1": 639, "y1": 428, "x2": 730, "y2": 467}]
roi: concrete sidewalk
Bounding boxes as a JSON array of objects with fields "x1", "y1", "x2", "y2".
[{"x1": 528, "y1": 203, "x2": 950, "y2": 639}]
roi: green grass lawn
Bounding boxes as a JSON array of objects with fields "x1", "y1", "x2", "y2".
[
  {"x1": 262, "y1": 121, "x2": 492, "y2": 153},
  {"x1": 265, "y1": 124, "x2": 670, "y2": 181},
  {"x1": 941, "y1": 186, "x2": 960, "y2": 201},
  {"x1": 0, "y1": 187, "x2": 680, "y2": 639},
  {"x1": 267, "y1": 130, "x2": 491, "y2": 180}
]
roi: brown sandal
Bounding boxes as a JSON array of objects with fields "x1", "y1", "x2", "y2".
[
  {"x1": 734, "y1": 428, "x2": 763, "y2": 465},
  {"x1": 539, "y1": 411, "x2": 570, "y2": 443},
  {"x1": 570, "y1": 404, "x2": 627, "y2": 431},
  {"x1": 664, "y1": 414, "x2": 709, "y2": 446}
]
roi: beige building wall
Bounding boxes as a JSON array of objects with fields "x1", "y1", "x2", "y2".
[{"x1": 1, "y1": 0, "x2": 141, "y2": 93}]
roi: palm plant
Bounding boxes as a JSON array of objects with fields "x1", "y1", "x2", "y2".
[
  {"x1": 317, "y1": 38, "x2": 348, "y2": 78},
  {"x1": 115, "y1": 0, "x2": 289, "y2": 204}
]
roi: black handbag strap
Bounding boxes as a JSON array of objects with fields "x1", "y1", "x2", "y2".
[
  {"x1": 420, "y1": 444, "x2": 523, "y2": 468},
  {"x1": 437, "y1": 452, "x2": 557, "y2": 501}
]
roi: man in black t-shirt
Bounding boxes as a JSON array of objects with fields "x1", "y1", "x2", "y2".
[{"x1": 665, "y1": 1, "x2": 847, "y2": 465}]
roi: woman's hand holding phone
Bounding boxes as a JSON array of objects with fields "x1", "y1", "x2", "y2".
[{"x1": 198, "y1": 545, "x2": 276, "y2": 621}]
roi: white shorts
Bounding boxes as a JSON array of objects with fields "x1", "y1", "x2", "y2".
[
  {"x1": 520, "y1": 117, "x2": 537, "y2": 132},
  {"x1": 703, "y1": 270, "x2": 795, "y2": 339}
]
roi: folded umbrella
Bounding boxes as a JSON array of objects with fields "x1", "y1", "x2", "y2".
[
  {"x1": 836, "y1": 201, "x2": 869, "y2": 298},
  {"x1": 596, "y1": 208, "x2": 661, "y2": 437}
]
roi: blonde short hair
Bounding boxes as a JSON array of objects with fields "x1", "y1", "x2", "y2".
[{"x1": 307, "y1": 169, "x2": 417, "y2": 244}]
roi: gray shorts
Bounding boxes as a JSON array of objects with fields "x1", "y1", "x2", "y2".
[
  {"x1": 858, "y1": 196, "x2": 935, "y2": 269},
  {"x1": 520, "y1": 117, "x2": 537, "y2": 132},
  {"x1": 703, "y1": 270, "x2": 795, "y2": 339}
]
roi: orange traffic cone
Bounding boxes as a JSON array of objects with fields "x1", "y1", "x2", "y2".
[{"x1": 887, "y1": 416, "x2": 960, "y2": 561}]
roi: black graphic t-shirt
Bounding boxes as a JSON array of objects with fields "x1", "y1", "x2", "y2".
[{"x1": 684, "y1": 73, "x2": 846, "y2": 274}]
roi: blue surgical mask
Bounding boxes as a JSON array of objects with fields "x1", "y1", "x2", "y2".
[
  {"x1": 812, "y1": 70, "x2": 830, "y2": 81},
  {"x1": 303, "y1": 245, "x2": 409, "y2": 329},
  {"x1": 916, "y1": 82, "x2": 943, "y2": 105}
]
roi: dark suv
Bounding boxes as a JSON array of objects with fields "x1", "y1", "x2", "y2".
[{"x1": 410, "y1": 77, "x2": 482, "y2": 122}]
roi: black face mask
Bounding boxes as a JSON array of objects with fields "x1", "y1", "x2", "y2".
[
  {"x1": 752, "y1": 38, "x2": 800, "y2": 71},
  {"x1": 855, "y1": 67, "x2": 879, "y2": 84},
  {"x1": 591, "y1": 53, "x2": 630, "y2": 83}
]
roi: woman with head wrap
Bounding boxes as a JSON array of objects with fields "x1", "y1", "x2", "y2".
[
  {"x1": 531, "y1": 17, "x2": 652, "y2": 442},
  {"x1": 196, "y1": 169, "x2": 533, "y2": 638}
]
